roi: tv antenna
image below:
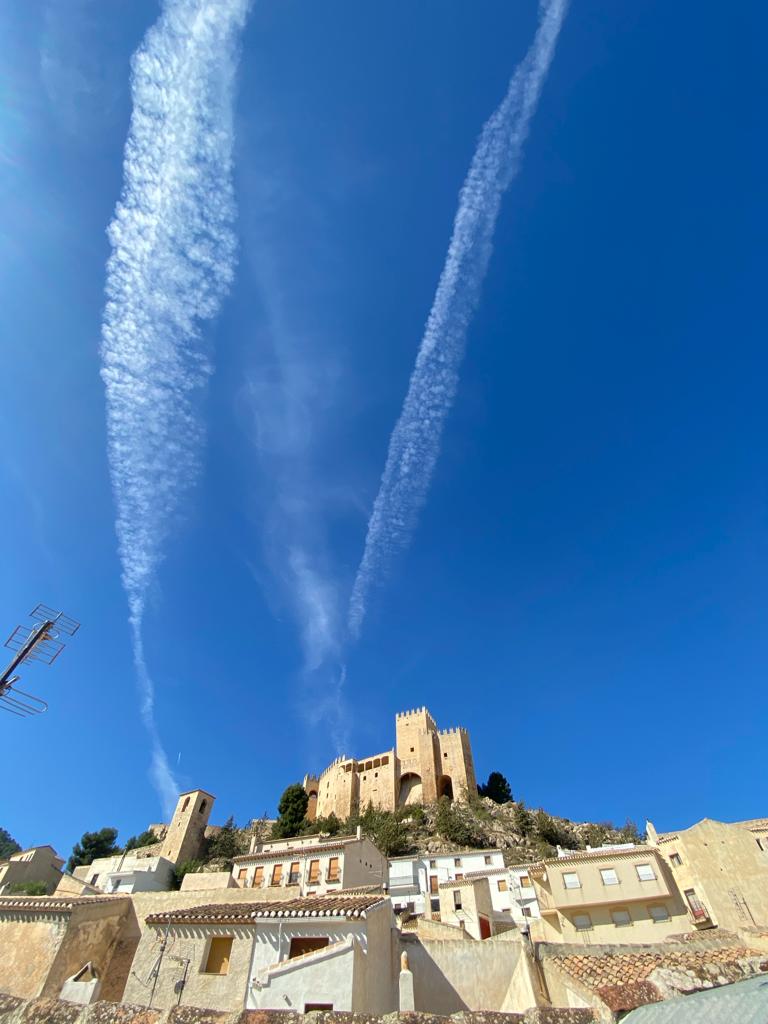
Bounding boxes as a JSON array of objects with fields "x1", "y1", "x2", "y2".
[{"x1": 0, "y1": 604, "x2": 80, "y2": 717}]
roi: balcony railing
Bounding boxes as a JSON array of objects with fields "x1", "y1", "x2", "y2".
[
  {"x1": 287, "y1": 872, "x2": 300, "y2": 885},
  {"x1": 687, "y1": 898, "x2": 711, "y2": 924}
]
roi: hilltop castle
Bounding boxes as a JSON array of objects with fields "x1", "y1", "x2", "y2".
[{"x1": 303, "y1": 707, "x2": 477, "y2": 820}]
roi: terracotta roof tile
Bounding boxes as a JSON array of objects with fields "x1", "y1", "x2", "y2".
[
  {"x1": 554, "y1": 945, "x2": 762, "y2": 992},
  {"x1": 145, "y1": 894, "x2": 386, "y2": 925},
  {"x1": 0, "y1": 896, "x2": 128, "y2": 915}
]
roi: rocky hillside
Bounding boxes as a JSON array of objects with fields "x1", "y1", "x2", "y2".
[{"x1": 196, "y1": 797, "x2": 643, "y2": 873}]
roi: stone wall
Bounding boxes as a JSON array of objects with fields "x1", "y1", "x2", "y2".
[{"x1": 0, "y1": 995, "x2": 596, "y2": 1024}]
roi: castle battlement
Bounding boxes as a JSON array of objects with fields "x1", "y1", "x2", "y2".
[{"x1": 305, "y1": 708, "x2": 476, "y2": 820}]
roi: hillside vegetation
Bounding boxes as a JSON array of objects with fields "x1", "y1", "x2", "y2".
[{"x1": 194, "y1": 789, "x2": 643, "y2": 874}]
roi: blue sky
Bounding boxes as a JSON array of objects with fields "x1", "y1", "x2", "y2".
[{"x1": 1, "y1": 0, "x2": 765, "y2": 860}]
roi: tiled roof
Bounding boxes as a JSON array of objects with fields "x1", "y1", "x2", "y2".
[
  {"x1": 145, "y1": 894, "x2": 386, "y2": 925},
  {"x1": 232, "y1": 836, "x2": 360, "y2": 863},
  {"x1": 465, "y1": 867, "x2": 507, "y2": 878},
  {"x1": 542, "y1": 846, "x2": 657, "y2": 866},
  {"x1": 0, "y1": 896, "x2": 128, "y2": 915},
  {"x1": 554, "y1": 945, "x2": 764, "y2": 992}
]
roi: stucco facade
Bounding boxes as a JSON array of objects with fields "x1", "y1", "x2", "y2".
[
  {"x1": 305, "y1": 708, "x2": 477, "y2": 820},
  {"x1": 121, "y1": 895, "x2": 396, "y2": 1014},
  {"x1": 0, "y1": 896, "x2": 130, "y2": 1001},
  {"x1": 528, "y1": 847, "x2": 690, "y2": 945},
  {"x1": 0, "y1": 846, "x2": 64, "y2": 896},
  {"x1": 648, "y1": 816, "x2": 768, "y2": 931}
]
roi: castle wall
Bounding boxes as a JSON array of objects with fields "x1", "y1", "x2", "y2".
[
  {"x1": 309, "y1": 708, "x2": 477, "y2": 818},
  {"x1": 357, "y1": 751, "x2": 397, "y2": 813},
  {"x1": 437, "y1": 728, "x2": 477, "y2": 800}
]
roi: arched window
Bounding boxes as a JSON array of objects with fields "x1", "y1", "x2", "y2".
[
  {"x1": 199, "y1": 799, "x2": 207, "y2": 814},
  {"x1": 182, "y1": 796, "x2": 190, "y2": 812}
]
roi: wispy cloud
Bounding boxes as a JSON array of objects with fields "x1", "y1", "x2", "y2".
[
  {"x1": 101, "y1": 0, "x2": 250, "y2": 814},
  {"x1": 348, "y1": 0, "x2": 569, "y2": 638}
]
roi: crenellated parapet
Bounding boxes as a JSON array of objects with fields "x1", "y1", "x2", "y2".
[{"x1": 306, "y1": 707, "x2": 478, "y2": 819}]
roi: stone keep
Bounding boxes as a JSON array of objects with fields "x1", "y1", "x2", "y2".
[
  {"x1": 304, "y1": 708, "x2": 477, "y2": 820},
  {"x1": 160, "y1": 789, "x2": 214, "y2": 865}
]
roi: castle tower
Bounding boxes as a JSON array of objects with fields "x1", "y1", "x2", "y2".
[
  {"x1": 160, "y1": 789, "x2": 215, "y2": 865},
  {"x1": 395, "y1": 707, "x2": 441, "y2": 805},
  {"x1": 303, "y1": 775, "x2": 320, "y2": 822}
]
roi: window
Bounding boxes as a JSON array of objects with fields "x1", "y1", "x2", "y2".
[
  {"x1": 454, "y1": 858, "x2": 462, "y2": 867},
  {"x1": 429, "y1": 860, "x2": 436, "y2": 868},
  {"x1": 600, "y1": 868, "x2": 619, "y2": 886},
  {"x1": 453, "y1": 890, "x2": 462, "y2": 910},
  {"x1": 498, "y1": 880, "x2": 508, "y2": 892},
  {"x1": 199, "y1": 799, "x2": 207, "y2": 814},
  {"x1": 308, "y1": 859, "x2": 320, "y2": 884},
  {"x1": 327, "y1": 857, "x2": 340, "y2": 882},
  {"x1": 484, "y1": 855, "x2": 492, "y2": 865},
  {"x1": 288, "y1": 862, "x2": 300, "y2": 885},
  {"x1": 182, "y1": 796, "x2": 190, "y2": 812},
  {"x1": 429, "y1": 875, "x2": 438, "y2": 894},
  {"x1": 635, "y1": 863, "x2": 656, "y2": 882},
  {"x1": 649, "y1": 904, "x2": 670, "y2": 922},
  {"x1": 455, "y1": 873, "x2": 464, "y2": 880},
  {"x1": 90, "y1": 874, "x2": 99, "y2": 885},
  {"x1": 304, "y1": 1005, "x2": 333, "y2": 1012},
  {"x1": 252, "y1": 866, "x2": 264, "y2": 887},
  {"x1": 203, "y1": 936, "x2": 233, "y2": 975},
  {"x1": 562, "y1": 872, "x2": 581, "y2": 889},
  {"x1": 237, "y1": 868, "x2": 247, "y2": 882},
  {"x1": 669, "y1": 853, "x2": 682, "y2": 867},
  {"x1": 572, "y1": 913, "x2": 592, "y2": 931},
  {"x1": 289, "y1": 937, "x2": 330, "y2": 959},
  {"x1": 611, "y1": 909, "x2": 632, "y2": 927},
  {"x1": 271, "y1": 863, "x2": 283, "y2": 886},
  {"x1": 519, "y1": 874, "x2": 531, "y2": 888}
]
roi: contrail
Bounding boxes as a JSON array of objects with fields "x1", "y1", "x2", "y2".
[
  {"x1": 100, "y1": 0, "x2": 250, "y2": 813},
  {"x1": 348, "y1": 0, "x2": 568, "y2": 638}
]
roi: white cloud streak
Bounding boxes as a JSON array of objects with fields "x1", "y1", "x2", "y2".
[
  {"x1": 101, "y1": 0, "x2": 250, "y2": 814},
  {"x1": 348, "y1": 0, "x2": 569, "y2": 638}
]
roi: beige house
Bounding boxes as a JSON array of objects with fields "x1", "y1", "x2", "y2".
[
  {"x1": 0, "y1": 845, "x2": 64, "y2": 895},
  {"x1": 528, "y1": 846, "x2": 690, "y2": 944},
  {"x1": 121, "y1": 894, "x2": 396, "y2": 1013},
  {"x1": 648, "y1": 816, "x2": 768, "y2": 931},
  {"x1": 304, "y1": 707, "x2": 477, "y2": 819},
  {"x1": 230, "y1": 830, "x2": 388, "y2": 897},
  {"x1": 438, "y1": 877, "x2": 496, "y2": 940},
  {"x1": 0, "y1": 895, "x2": 131, "y2": 1000}
]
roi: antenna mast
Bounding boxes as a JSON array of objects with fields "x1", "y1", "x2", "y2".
[{"x1": 0, "y1": 603, "x2": 80, "y2": 717}]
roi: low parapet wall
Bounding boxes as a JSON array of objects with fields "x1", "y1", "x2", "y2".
[{"x1": 0, "y1": 996, "x2": 595, "y2": 1024}]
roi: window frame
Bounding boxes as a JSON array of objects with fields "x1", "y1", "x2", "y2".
[
  {"x1": 649, "y1": 904, "x2": 670, "y2": 923},
  {"x1": 562, "y1": 871, "x2": 581, "y2": 889},
  {"x1": 202, "y1": 935, "x2": 234, "y2": 975},
  {"x1": 635, "y1": 862, "x2": 657, "y2": 882},
  {"x1": 600, "y1": 867, "x2": 620, "y2": 886},
  {"x1": 572, "y1": 912, "x2": 592, "y2": 931},
  {"x1": 611, "y1": 908, "x2": 632, "y2": 928}
]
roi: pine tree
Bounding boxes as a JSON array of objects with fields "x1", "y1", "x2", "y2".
[
  {"x1": 272, "y1": 784, "x2": 309, "y2": 839},
  {"x1": 66, "y1": 828, "x2": 120, "y2": 873}
]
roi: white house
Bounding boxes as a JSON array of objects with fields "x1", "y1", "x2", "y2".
[
  {"x1": 123, "y1": 894, "x2": 397, "y2": 1014},
  {"x1": 389, "y1": 849, "x2": 509, "y2": 915},
  {"x1": 388, "y1": 850, "x2": 540, "y2": 924},
  {"x1": 231, "y1": 829, "x2": 387, "y2": 897},
  {"x1": 72, "y1": 853, "x2": 175, "y2": 893}
]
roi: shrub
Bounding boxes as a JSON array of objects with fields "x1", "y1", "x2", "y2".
[
  {"x1": 272, "y1": 785, "x2": 309, "y2": 839},
  {"x1": 8, "y1": 881, "x2": 47, "y2": 896},
  {"x1": 173, "y1": 859, "x2": 203, "y2": 890}
]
